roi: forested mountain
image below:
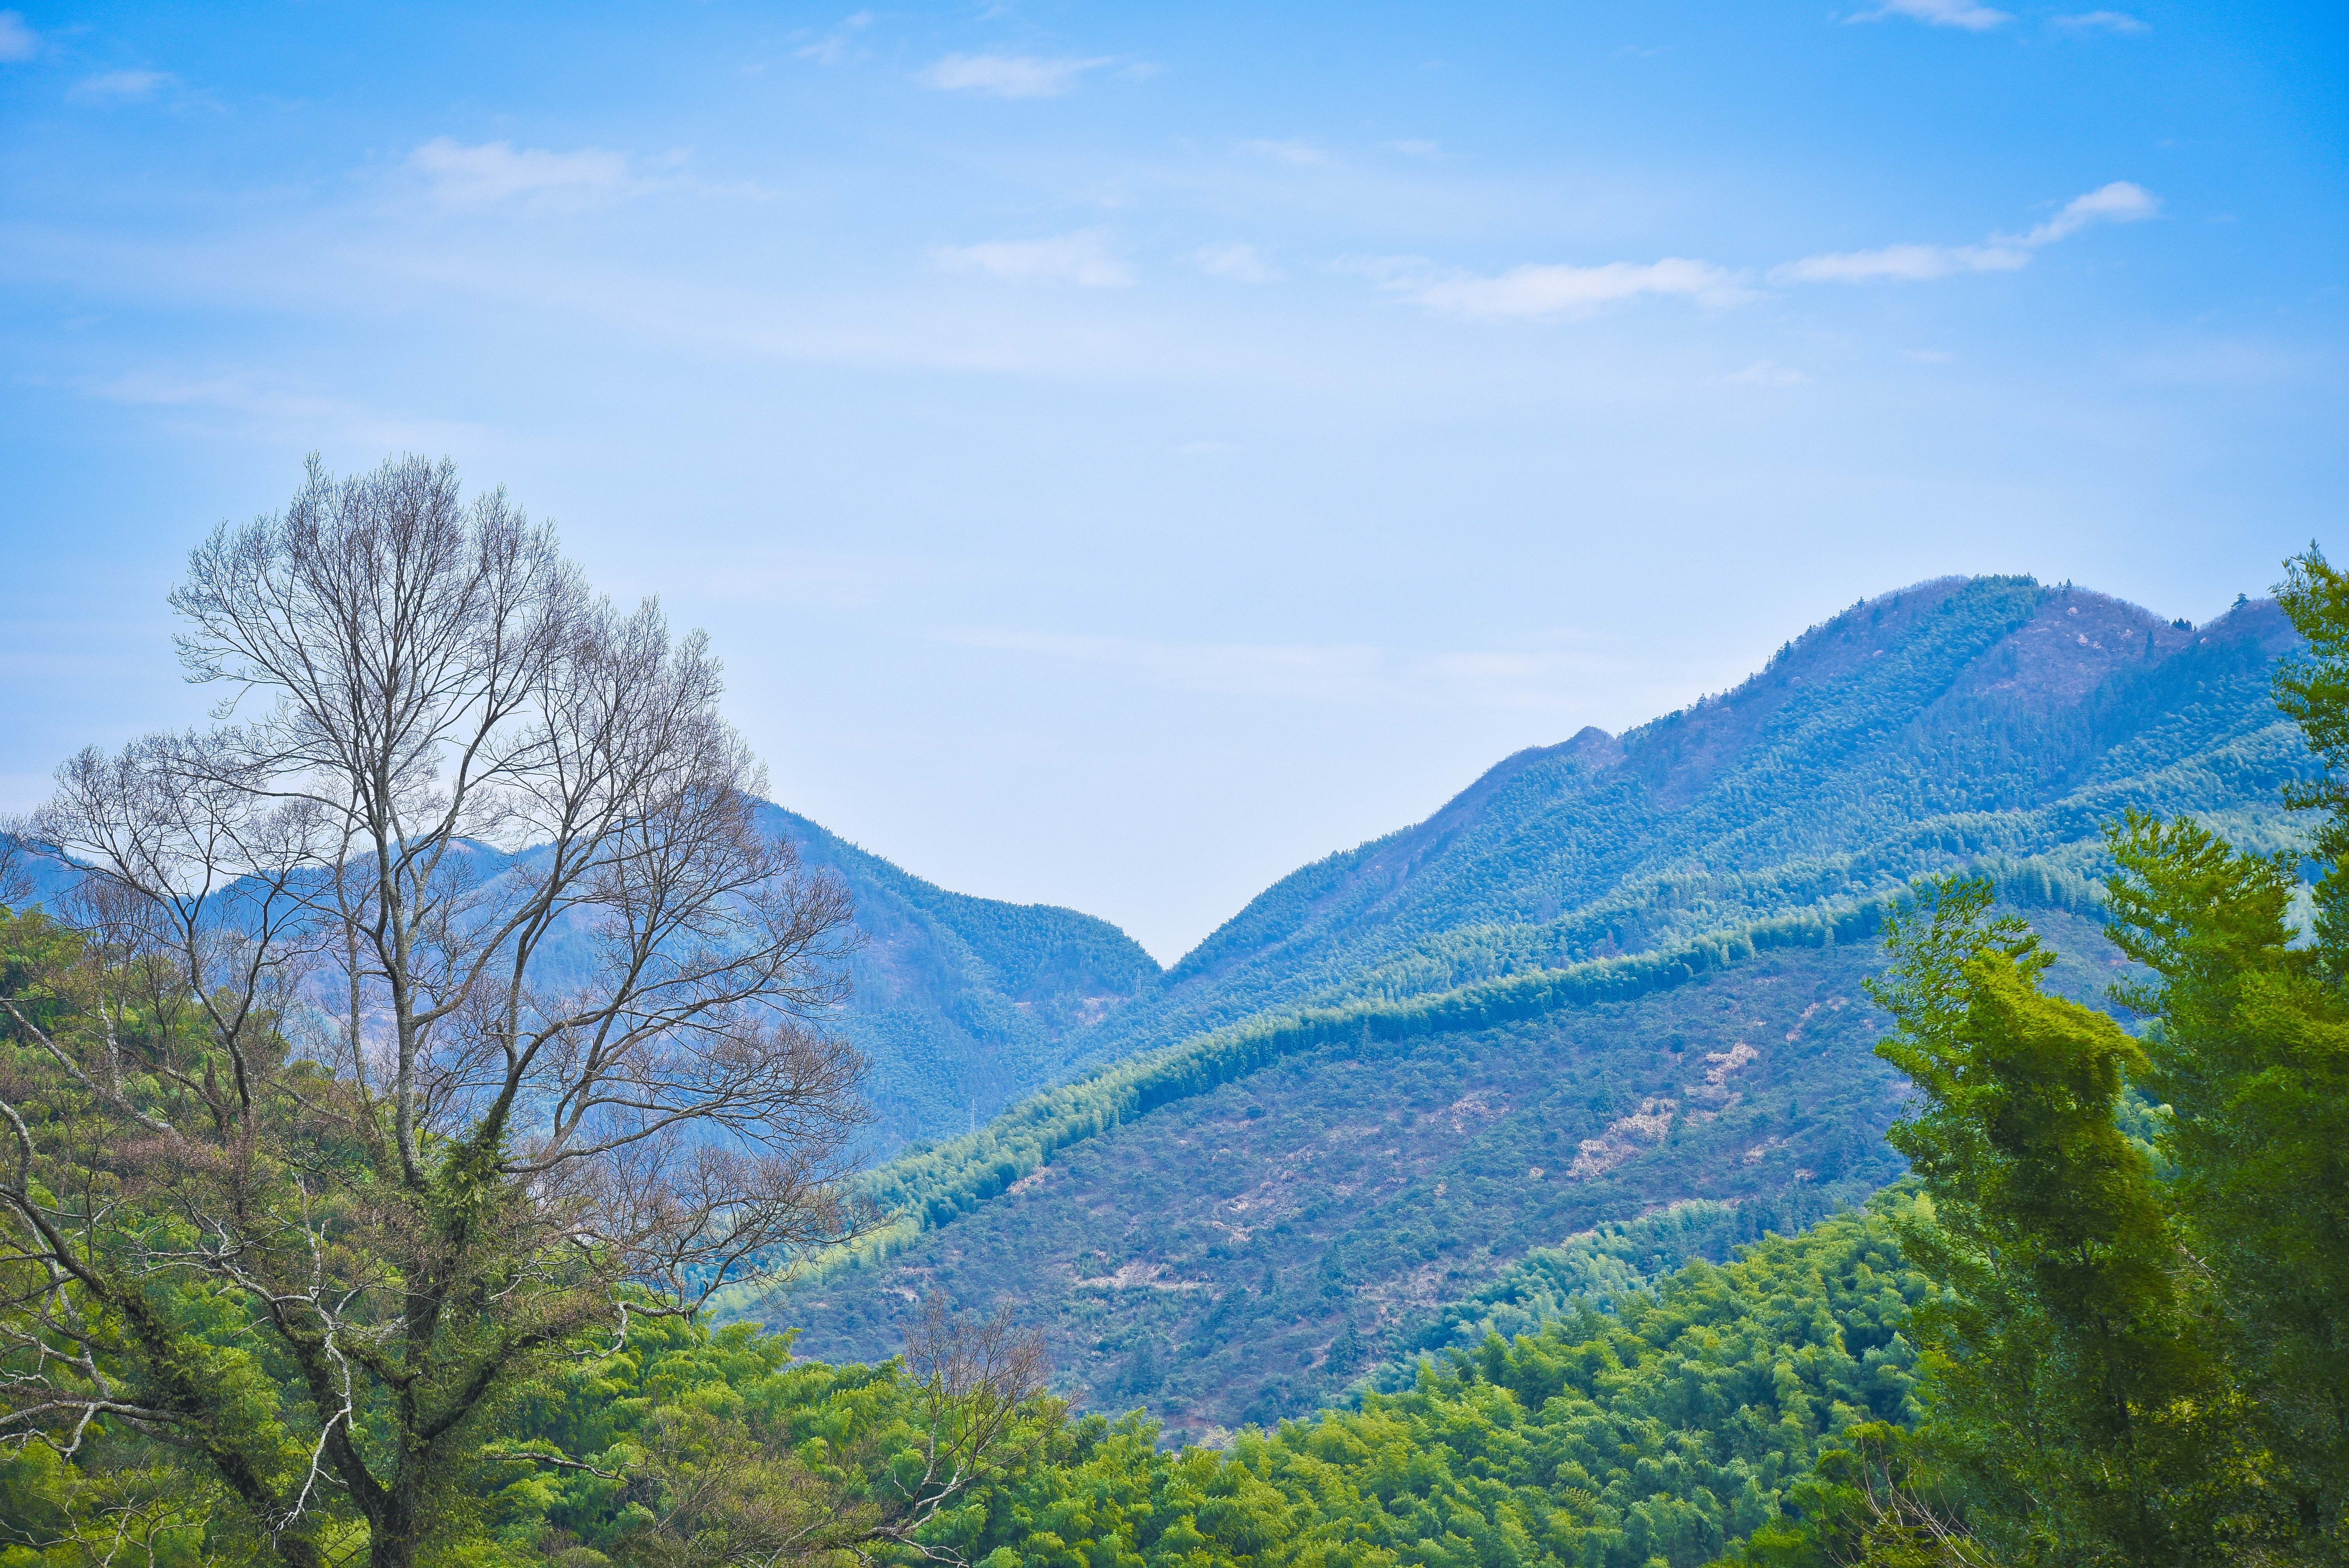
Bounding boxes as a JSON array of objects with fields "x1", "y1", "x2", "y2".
[
  {"x1": 748, "y1": 576, "x2": 2301, "y2": 1433},
  {"x1": 1062, "y1": 578, "x2": 2299, "y2": 1065},
  {"x1": 754, "y1": 805, "x2": 1160, "y2": 1152},
  {"x1": 5, "y1": 558, "x2": 2335, "y2": 1568}
]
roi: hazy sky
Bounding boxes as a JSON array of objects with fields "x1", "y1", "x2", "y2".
[{"x1": 2, "y1": 2, "x2": 2343, "y2": 960}]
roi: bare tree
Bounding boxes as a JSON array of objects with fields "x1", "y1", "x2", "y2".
[
  {"x1": 864, "y1": 1299, "x2": 1051, "y2": 1562},
  {"x1": 0, "y1": 456, "x2": 870, "y2": 1568}
]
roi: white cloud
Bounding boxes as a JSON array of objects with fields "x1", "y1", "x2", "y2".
[
  {"x1": 1375, "y1": 256, "x2": 1752, "y2": 320},
  {"x1": 84, "y1": 370, "x2": 489, "y2": 451},
  {"x1": 1775, "y1": 241, "x2": 2027, "y2": 283},
  {"x1": 1192, "y1": 243, "x2": 1279, "y2": 283},
  {"x1": 1775, "y1": 180, "x2": 2157, "y2": 285},
  {"x1": 2053, "y1": 10, "x2": 2147, "y2": 30},
  {"x1": 933, "y1": 230, "x2": 1132, "y2": 288},
  {"x1": 2017, "y1": 179, "x2": 2159, "y2": 243},
  {"x1": 407, "y1": 137, "x2": 641, "y2": 208},
  {"x1": 921, "y1": 53, "x2": 1110, "y2": 98},
  {"x1": 68, "y1": 70, "x2": 173, "y2": 102},
  {"x1": 795, "y1": 11, "x2": 875, "y2": 66},
  {"x1": 0, "y1": 11, "x2": 36, "y2": 61},
  {"x1": 1240, "y1": 138, "x2": 1331, "y2": 167},
  {"x1": 1848, "y1": 0, "x2": 2013, "y2": 29}
]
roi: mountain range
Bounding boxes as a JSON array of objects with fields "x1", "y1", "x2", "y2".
[
  {"x1": 4, "y1": 574, "x2": 2307, "y2": 1434},
  {"x1": 729, "y1": 575, "x2": 2304, "y2": 1434}
]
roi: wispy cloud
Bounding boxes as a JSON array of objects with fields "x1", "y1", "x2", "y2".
[
  {"x1": 68, "y1": 70, "x2": 174, "y2": 102},
  {"x1": 1357, "y1": 255, "x2": 1752, "y2": 320},
  {"x1": 1387, "y1": 139, "x2": 1441, "y2": 157},
  {"x1": 1726, "y1": 360, "x2": 1813, "y2": 386},
  {"x1": 1848, "y1": 0, "x2": 2013, "y2": 29},
  {"x1": 921, "y1": 53, "x2": 1111, "y2": 98},
  {"x1": 1774, "y1": 180, "x2": 2157, "y2": 284},
  {"x1": 84, "y1": 370, "x2": 490, "y2": 450},
  {"x1": 933, "y1": 230, "x2": 1133, "y2": 287},
  {"x1": 795, "y1": 11, "x2": 875, "y2": 66},
  {"x1": 2018, "y1": 179, "x2": 2158, "y2": 242},
  {"x1": 941, "y1": 629, "x2": 1636, "y2": 711},
  {"x1": 1240, "y1": 138, "x2": 1331, "y2": 167},
  {"x1": 406, "y1": 138, "x2": 647, "y2": 208},
  {"x1": 2052, "y1": 10, "x2": 2147, "y2": 31},
  {"x1": 1774, "y1": 241, "x2": 2028, "y2": 283},
  {"x1": 0, "y1": 11, "x2": 37, "y2": 61},
  {"x1": 1192, "y1": 243, "x2": 1279, "y2": 283}
]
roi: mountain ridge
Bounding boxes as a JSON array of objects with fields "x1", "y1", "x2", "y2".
[{"x1": 1049, "y1": 577, "x2": 2295, "y2": 1074}]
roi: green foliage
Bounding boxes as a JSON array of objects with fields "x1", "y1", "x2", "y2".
[
  {"x1": 2103, "y1": 805, "x2": 2349, "y2": 1548},
  {"x1": 2274, "y1": 544, "x2": 2349, "y2": 969},
  {"x1": 1862, "y1": 877, "x2": 2219, "y2": 1563},
  {"x1": 243, "y1": 1196, "x2": 1931, "y2": 1568}
]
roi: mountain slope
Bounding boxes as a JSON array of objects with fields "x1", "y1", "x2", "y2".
[
  {"x1": 1066, "y1": 580, "x2": 2297, "y2": 1064},
  {"x1": 1, "y1": 805, "x2": 1160, "y2": 1158},
  {"x1": 768, "y1": 897, "x2": 2121, "y2": 1436}
]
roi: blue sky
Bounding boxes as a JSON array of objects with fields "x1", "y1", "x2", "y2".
[{"x1": 2, "y1": 2, "x2": 2343, "y2": 960}]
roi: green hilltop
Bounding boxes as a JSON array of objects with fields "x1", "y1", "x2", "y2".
[{"x1": 1060, "y1": 577, "x2": 2298, "y2": 1062}]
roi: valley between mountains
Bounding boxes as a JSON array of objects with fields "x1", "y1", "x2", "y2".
[{"x1": 720, "y1": 576, "x2": 2303, "y2": 1435}]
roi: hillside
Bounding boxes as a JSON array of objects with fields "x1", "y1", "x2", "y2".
[
  {"x1": 1, "y1": 806, "x2": 1160, "y2": 1158},
  {"x1": 488, "y1": 1192, "x2": 1935, "y2": 1568},
  {"x1": 754, "y1": 576, "x2": 2301, "y2": 1433},
  {"x1": 767, "y1": 897, "x2": 2123, "y2": 1437}
]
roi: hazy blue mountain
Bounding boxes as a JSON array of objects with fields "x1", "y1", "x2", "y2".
[
  {"x1": 1, "y1": 805, "x2": 1160, "y2": 1158},
  {"x1": 754, "y1": 804, "x2": 1160, "y2": 1153}
]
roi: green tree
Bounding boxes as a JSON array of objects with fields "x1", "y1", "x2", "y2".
[{"x1": 1860, "y1": 877, "x2": 2217, "y2": 1565}]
